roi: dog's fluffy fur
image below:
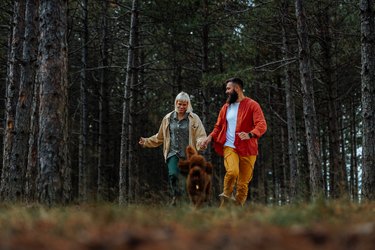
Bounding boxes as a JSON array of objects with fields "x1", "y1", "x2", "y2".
[{"x1": 178, "y1": 145, "x2": 213, "y2": 207}]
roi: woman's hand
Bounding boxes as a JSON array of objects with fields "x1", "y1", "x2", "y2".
[
  {"x1": 139, "y1": 137, "x2": 146, "y2": 145},
  {"x1": 197, "y1": 141, "x2": 207, "y2": 151},
  {"x1": 200, "y1": 135, "x2": 212, "y2": 149}
]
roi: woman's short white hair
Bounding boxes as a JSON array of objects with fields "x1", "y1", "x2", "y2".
[{"x1": 174, "y1": 91, "x2": 193, "y2": 113}]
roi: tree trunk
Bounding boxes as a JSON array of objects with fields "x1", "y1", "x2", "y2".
[
  {"x1": 269, "y1": 83, "x2": 285, "y2": 204},
  {"x1": 280, "y1": 123, "x2": 287, "y2": 204},
  {"x1": 37, "y1": 0, "x2": 70, "y2": 205},
  {"x1": 79, "y1": 0, "x2": 88, "y2": 202},
  {"x1": 280, "y1": 0, "x2": 299, "y2": 202},
  {"x1": 317, "y1": 2, "x2": 347, "y2": 198},
  {"x1": 256, "y1": 150, "x2": 266, "y2": 203},
  {"x1": 321, "y1": 126, "x2": 328, "y2": 198},
  {"x1": 270, "y1": 112, "x2": 276, "y2": 203},
  {"x1": 201, "y1": 0, "x2": 213, "y2": 163},
  {"x1": 1, "y1": 0, "x2": 25, "y2": 200},
  {"x1": 349, "y1": 96, "x2": 358, "y2": 201},
  {"x1": 25, "y1": 78, "x2": 39, "y2": 202},
  {"x1": 97, "y1": 0, "x2": 111, "y2": 201},
  {"x1": 201, "y1": 2, "x2": 209, "y2": 114},
  {"x1": 7, "y1": 0, "x2": 38, "y2": 202},
  {"x1": 360, "y1": 0, "x2": 375, "y2": 200},
  {"x1": 129, "y1": 7, "x2": 140, "y2": 202},
  {"x1": 119, "y1": 0, "x2": 138, "y2": 205},
  {"x1": 25, "y1": 0, "x2": 40, "y2": 201},
  {"x1": 295, "y1": 0, "x2": 323, "y2": 199}
]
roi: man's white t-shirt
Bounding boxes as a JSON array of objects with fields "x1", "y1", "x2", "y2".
[{"x1": 224, "y1": 102, "x2": 239, "y2": 148}]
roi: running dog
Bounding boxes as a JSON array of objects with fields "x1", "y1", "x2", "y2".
[{"x1": 178, "y1": 145, "x2": 213, "y2": 208}]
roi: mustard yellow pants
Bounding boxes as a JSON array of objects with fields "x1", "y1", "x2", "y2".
[{"x1": 223, "y1": 146, "x2": 257, "y2": 205}]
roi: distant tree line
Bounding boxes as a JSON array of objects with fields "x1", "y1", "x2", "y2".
[{"x1": 0, "y1": 0, "x2": 373, "y2": 205}]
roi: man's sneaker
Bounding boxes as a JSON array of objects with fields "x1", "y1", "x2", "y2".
[
  {"x1": 218, "y1": 193, "x2": 232, "y2": 207},
  {"x1": 219, "y1": 193, "x2": 239, "y2": 207}
]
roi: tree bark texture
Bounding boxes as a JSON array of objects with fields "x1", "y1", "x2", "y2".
[
  {"x1": 317, "y1": 3, "x2": 348, "y2": 198},
  {"x1": 295, "y1": 0, "x2": 323, "y2": 198},
  {"x1": 321, "y1": 127, "x2": 328, "y2": 197},
  {"x1": 97, "y1": 0, "x2": 111, "y2": 201},
  {"x1": 201, "y1": 0, "x2": 213, "y2": 164},
  {"x1": 1, "y1": 0, "x2": 25, "y2": 200},
  {"x1": 280, "y1": 0, "x2": 299, "y2": 202},
  {"x1": 129, "y1": 6, "x2": 140, "y2": 202},
  {"x1": 349, "y1": 96, "x2": 358, "y2": 201},
  {"x1": 79, "y1": 0, "x2": 88, "y2": 202},
  {"x1": 119, "y1": 0, "x2": 138, "y2": 205},
  {"x1": 7, "y1": 0, "x2": 38, "y2": 201},
  {"x1": 37, "y1": 0, "x2": 70, "y2": 205},
  {"x1": 25, "y1": 79, "x2": 39, "y2": 202},
  {"x1": 360, "y1": 0, "x2": 375, "y2": 200}
]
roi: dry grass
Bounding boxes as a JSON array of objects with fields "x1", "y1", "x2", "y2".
[
  {"x1": 0, "y1": 200, "x2": 374, "y2": 249},
  {"x1": 0, "y1": 200, "x2": 374, "y2": 229}
]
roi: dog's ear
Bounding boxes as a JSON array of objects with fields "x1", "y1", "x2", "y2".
[
  {"x1": 178, "y1": 159, "x2": 190, "y2": 175},
  {"x1": 205, "y1": 161, "x2": 213, "y2": 175},
  {"x1": 185, "y1": 145, "x2": 197, "y2": 159}
]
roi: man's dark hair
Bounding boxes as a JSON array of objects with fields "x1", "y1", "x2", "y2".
[{"x1": 225, "y1": 77, "x2": 244, "y2": 89}]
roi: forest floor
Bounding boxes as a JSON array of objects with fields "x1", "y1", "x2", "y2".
[{"x1": 0, "y1": 200, "x2": 374, "y2": 250}]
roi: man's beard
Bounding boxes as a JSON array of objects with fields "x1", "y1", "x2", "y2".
[{"x1": 227, "y1": 91, "x2": 238, "y2": 104}]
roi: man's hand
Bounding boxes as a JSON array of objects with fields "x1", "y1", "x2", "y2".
[{"x1": 237, "y1": 132, "x2": 253, "y2": 140}]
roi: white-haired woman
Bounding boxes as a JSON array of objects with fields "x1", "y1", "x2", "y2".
[{"x1": 139, "y1": 92, "x2": 207, "y2": 206}]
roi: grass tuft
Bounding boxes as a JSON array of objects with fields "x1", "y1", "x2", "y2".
[{"x1": 0, "y1": 200, "x2": 373, "y2": 233}]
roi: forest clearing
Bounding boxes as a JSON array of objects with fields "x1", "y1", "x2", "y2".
[{"x1": 0, "y1": 201, "x2": 374, "y2": 250}]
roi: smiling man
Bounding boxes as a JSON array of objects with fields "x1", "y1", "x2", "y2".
[{"x1": 201, "y1": 78, "x2": 267, "y2": 207}]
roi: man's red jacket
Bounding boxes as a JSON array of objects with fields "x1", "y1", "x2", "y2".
[{"x1": 210, "y1": 97, "x2": 267, "y2": 156}]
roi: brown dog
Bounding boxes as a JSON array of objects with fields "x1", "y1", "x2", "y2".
[{"x1": 178, "y1": 145, "x2": 213, "y2": 208}]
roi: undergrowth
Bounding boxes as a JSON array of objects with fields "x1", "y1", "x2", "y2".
[{"x1": 0, "y1": 200, "x2": 373, "y2": 235}]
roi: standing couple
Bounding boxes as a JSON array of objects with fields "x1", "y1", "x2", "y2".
[{"x1": 139, "y1": 78, "x2": 267, "y2": 206}]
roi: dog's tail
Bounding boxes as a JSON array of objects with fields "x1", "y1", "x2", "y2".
[{"x1": 186, "y1": 145, "x2": 197, "y2": 159}]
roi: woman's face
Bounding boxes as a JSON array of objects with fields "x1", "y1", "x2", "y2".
[{"x1": 176, "y1": 100, "x2": 188, "y2": 114}]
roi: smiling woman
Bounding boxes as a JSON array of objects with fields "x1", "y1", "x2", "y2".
[{"x1": 138, "y1": 92, "x2": 207, "y2": 206}]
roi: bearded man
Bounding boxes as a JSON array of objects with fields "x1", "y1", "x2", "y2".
[{"x1": 201, "y1": 78, "x2": 267, "y2": 206}]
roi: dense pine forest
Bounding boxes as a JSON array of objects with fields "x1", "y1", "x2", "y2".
[{"x1": 0, "y1": 0, "x2": 374, "y2": 206}]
